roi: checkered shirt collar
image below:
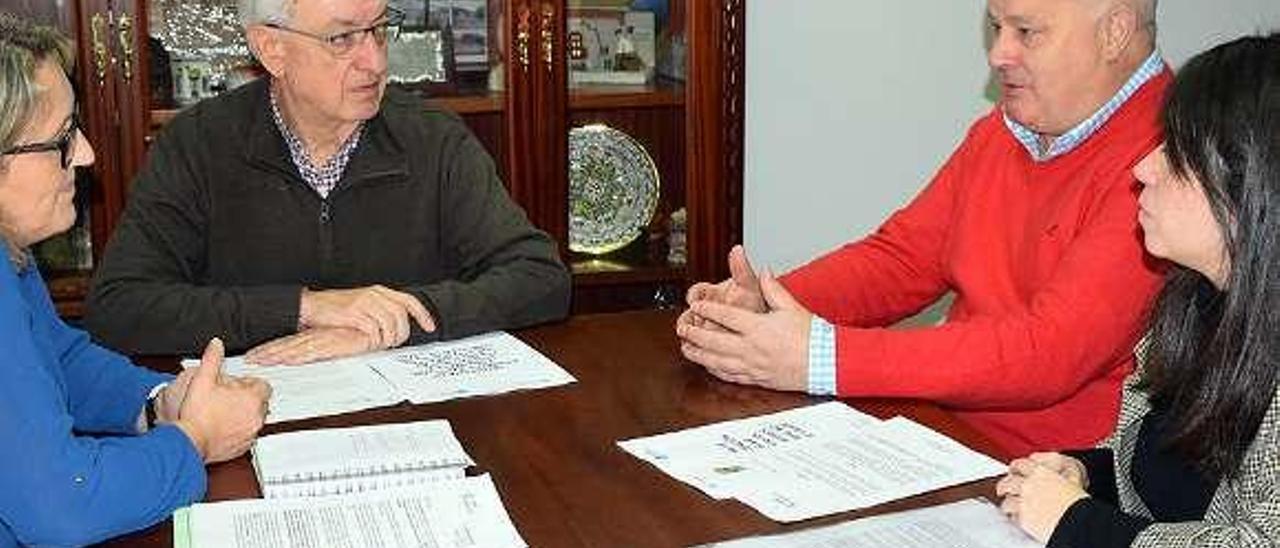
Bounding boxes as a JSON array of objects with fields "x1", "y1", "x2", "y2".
[
  {"x1": 269, "y1": 85, "x2": 365, "y2": 199},
  {"x1": 1004, "y1": 50, "x2": 1164, "y2": 163}
]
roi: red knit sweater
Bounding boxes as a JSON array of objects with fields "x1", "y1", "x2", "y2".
[{"x1": 782, "y1": 70, "x2": 1171, "y2": 456}]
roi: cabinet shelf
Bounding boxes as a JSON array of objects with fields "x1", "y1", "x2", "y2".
[
  {"x1": 570, "y1": 80, "x2": 685, "y2": 110},
  {"x1": 570, "y1": 233, "x2": 686, "y2": 287},
  {"x1": 150, "y1": 92, "x2": 507, "y2": 128},
  {"x1": 424, "y1": 83, "x2": 688, "y2": 114},
  {"x1": 427, "y1": 92, "x2": 505, "y2": 114},
  {"x1": 148, "y1": 81, "x2": 684, "y2": 133},
  {"x1": 570, "y1": 244, "x2": 688, "y2": 313},
  {"x1": 573, "y1": 258, "x2": 686, "y2": 286}
]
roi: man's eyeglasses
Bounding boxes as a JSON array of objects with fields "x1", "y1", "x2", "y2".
[
  {"x1": 1, "y1": 117, "x2": 80, "y2": 170},
  {"x1": 266, "y1": 7, "x2": 405, "y2": 57}
]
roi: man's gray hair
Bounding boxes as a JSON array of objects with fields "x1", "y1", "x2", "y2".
[
  {"x1": 1134, "y1": 0, "x2": 1158, "y2": 34},
  {"x1": 238, "y1": 0, "x2": 295, "y2": 27}
]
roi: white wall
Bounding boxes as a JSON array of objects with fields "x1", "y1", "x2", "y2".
[
  {"x1": 1159, "y1": 2, "x2": 1280, "y2": 66},
  {"x1": 744, "y1": 1, "x2": 1280, "y2": 273}
]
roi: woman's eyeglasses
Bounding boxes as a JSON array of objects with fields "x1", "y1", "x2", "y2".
[{"x1": 1, "y1": 117, "x2": 80, "y2": 170}]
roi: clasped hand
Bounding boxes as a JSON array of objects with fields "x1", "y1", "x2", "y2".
[
  {"x1": 995, "y1": 452, "x2": 1090, "y2": 543},
  {"x1": 675, "y1": 245, "x2": 811, "y2": 392}
]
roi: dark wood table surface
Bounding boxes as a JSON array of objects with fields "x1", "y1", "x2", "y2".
[{"x1": 107, "y1": 309, "x2": 1009, "y2": 548}]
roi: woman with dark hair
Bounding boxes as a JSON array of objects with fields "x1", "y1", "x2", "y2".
[
  {"x1": 996, "y1": 32, "x2": 1280, "y2": 547},
  {"x1": 0, "y1": 13, "x2": 270, "y2": 545}
]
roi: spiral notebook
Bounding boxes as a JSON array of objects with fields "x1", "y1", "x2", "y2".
[{"x1": 252, "y1": 420, "x2": 475, "y2": 499}]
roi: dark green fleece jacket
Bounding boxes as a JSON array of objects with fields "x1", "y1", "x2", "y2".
[{"x1": 85, "y1": 79, "x2": 569, "y2": 355}]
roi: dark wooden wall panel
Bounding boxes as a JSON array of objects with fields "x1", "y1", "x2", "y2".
[
  {"x1": 685, "y1": 0, "x2": 745, "y2": 283},
  {"x1": 459, "y1": 112, "x2": 510, "y2": 185}
]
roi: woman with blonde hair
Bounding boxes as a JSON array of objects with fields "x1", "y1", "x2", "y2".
[{"x1": 0, "y1": 13, "x2": 270, "y2": 545}]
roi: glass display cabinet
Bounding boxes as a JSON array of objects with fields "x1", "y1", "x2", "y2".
[{"x1": 1, "y1": 0, "x2": 746, "y2": 316}]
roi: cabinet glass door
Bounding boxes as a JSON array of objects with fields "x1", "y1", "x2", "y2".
[
  {"x1": 563, "y1": 0, "x2": 687, "y2": 311},
  {"x1": 145, "y1": 0, "x2": 511, "y2": 180}
]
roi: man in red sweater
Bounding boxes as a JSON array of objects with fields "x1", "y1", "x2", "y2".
[{"x1": 676, "y1": 0, "x2": 1167, "y2": 456}]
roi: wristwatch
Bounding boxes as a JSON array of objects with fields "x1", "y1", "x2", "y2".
[{"x1": 145, "y1": 382, "x2": 169, "y2": 429}]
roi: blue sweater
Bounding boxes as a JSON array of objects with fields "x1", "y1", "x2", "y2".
[{"x1": 0, "y1": 249, "x2": 205, "y2": 546}]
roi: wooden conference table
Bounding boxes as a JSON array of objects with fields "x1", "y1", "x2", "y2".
[{"x1": 108, "y1": 309, "x2": 1008, "y2": 547}]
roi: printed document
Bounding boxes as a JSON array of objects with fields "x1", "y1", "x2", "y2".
[
  {"x1": 619, "y1": 403, "x2": 1005, "y2": 522},
  {"x1": 182, "y1": 332, "x2": 575, "y2": 423},
  {"x1": 619, "y1": 402, "x2": 880, "y2": 499},
  {"x1": 696, "y1": 498, "x2": 1042, "y2": 548},
  {"x1": 173, "y1": 475, "x2": 526, "y2": 548},
  {"x1": 366, "y1": 331, "x2": 576, "y2": 404}
]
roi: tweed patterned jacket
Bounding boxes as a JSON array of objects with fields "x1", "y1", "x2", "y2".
[{"x1": 1102, "y1": 364, "x2": 1280, "y2": 546}]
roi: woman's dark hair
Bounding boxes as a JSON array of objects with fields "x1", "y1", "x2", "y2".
[{"x1": 1141, "y1": 32, "x2": 1280, "y2": 481}]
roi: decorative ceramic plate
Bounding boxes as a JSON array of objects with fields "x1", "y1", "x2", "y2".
[{"x1": 568, "y1": 124, "x2": 660, "y2": 255}]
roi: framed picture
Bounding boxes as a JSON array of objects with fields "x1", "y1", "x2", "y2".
[
  {"x1": 567, "y1": 8, "x2": 656, "y2": 86},
  {"x1": 429, "y1": 0, "x2": 490, "y2": 74},
  {"x1": 397, "y1": 0, "x2": 429, "y2": 26},
  {"x1": 388, "y1": 27, "x2": 456, "y2": 94}
]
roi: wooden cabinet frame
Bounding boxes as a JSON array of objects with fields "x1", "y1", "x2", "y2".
[{"x1": 11, "y1": 0, "x2": 746, "y2": 315}]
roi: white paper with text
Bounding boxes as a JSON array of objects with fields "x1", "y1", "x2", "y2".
[
  {"x1": 181, "y1": 475, "x2": 526, "y2": 548},
  {"x1": 366, "y1": 332, "x2": 576, "y2": 404},
  {"x1": 696, "y1": 498, "x2": 1042, "y2": 548},
  {"x1": 618, "y1": 402, "x2": 880, "y2": 499},
  {"x1": 728, "y1": 417, "x2": 1005, "y2": 522},
  {"x1": 182, "y1": 355, "x2": 401, "y2": 424},
  {"x1": 619, "y1": 403, "x2": 1004, "y2": 522},
  {"x1": 181, "y1": 332, "x2": 574, "y2": 423}
]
